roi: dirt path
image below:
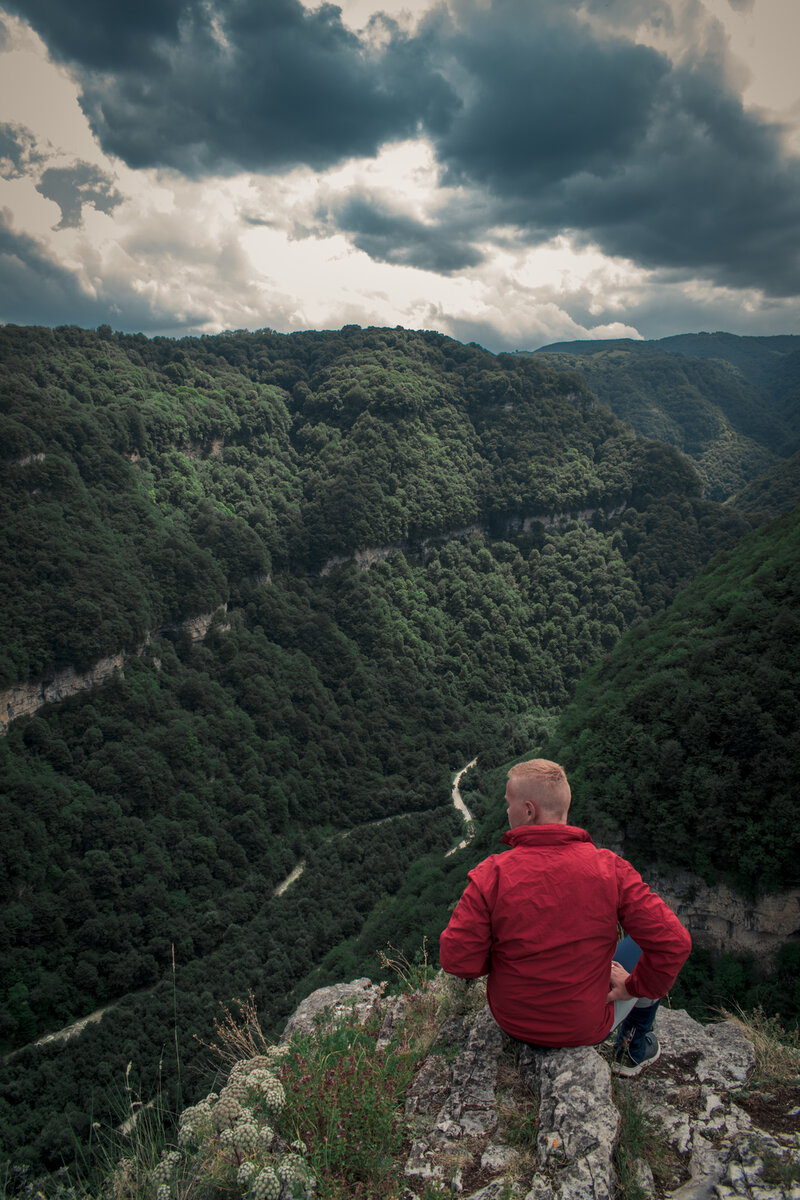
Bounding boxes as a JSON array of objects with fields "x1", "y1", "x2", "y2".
[
  {"x1": 274, "y1": 860, "x2": 307, "y2": 896},
  {"x1": 274, "y1": 758, "x2": 480, "y2": 894},
  {"x1": 13, "y1": 761, "x2": 481, "y2": 1059},
  {"x1": 445, "y1": 756, "x2": 478, "y2": 858}
]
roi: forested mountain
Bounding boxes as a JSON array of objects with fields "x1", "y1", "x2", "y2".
[
  {"x1": 732, "y1": 448, "x2": 800, "y2": 516},
  {"x1": 0, "y1": 321, "x2": 786, "y2": 1187},
  {"x1": 533, "y1": 333, "x2": 800, "y2": 504},
  {"x1": 1, "y1": 321, "x2": 723, "y2": 686},
  {"x1": 305, "y1": 507, "x2": 800, "y2": 1030},
  {"x1": 545, "y1": 505, "x2": 800, "y2": 892}
]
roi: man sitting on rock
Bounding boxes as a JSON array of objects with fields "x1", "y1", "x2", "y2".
[{"x1": 439, "y1": 758, "x2": 692, "y2": 1076}]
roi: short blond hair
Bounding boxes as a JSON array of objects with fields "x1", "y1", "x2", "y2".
[{"x1": 507, "y1": 759, "x2": 571, "y2": 820}]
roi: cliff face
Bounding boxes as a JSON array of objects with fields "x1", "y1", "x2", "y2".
[
  {"x1": 0, "y1": 606, "x2": 228, "y2": 733},
  {"x1": 280, "y1": 977, "x2": 799, "y2": 1200},
  {"x1": 648, "y1": 868, "x2": 800, "y2": 969},
  {"x1": 0, "y1": 652, "x2": 127, "y2": 733}
]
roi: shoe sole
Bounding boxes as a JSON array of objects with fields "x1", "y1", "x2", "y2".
[{"x1": 612, "y1": 1040, "x2": 662, "y2": 1077}]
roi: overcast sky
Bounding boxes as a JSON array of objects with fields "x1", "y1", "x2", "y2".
[{"x1": 1, "y1": 0, "x2": 799, "y2": 350}]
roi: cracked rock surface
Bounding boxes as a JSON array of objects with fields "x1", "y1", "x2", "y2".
[{"x1": 283, "y1": 980, "x2": 800, "y2": 1200}]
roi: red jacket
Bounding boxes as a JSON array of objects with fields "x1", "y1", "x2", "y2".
[{"x1": 439, "y1": 825, "x2": 691, "y2": 1047}]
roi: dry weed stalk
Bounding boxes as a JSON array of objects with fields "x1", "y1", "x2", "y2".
[
  {"x1": 194, "y1": 991, "x2": 272, "y2": 1068},
  {"x1": 720, "y1": 1004, "x2": 800, "y2": 1089}
]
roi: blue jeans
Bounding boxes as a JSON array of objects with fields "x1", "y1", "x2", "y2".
[{"x1": 611, "y1": 936, "x2": 659, "y2": 1057}]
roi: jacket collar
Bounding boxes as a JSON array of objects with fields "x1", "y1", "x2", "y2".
[{"x1": 501, "y1": 824, "x2": 593, "y2": 848}]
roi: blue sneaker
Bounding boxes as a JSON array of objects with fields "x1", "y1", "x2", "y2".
[{"x1": 612, "y1": 1031, "x2": 661, "y2": 1077}]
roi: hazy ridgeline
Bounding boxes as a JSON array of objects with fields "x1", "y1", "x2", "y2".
[{"x1": 1, "y1": 323, "x2": 797, "y2": 1183}]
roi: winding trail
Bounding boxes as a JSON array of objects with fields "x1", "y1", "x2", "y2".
[
  {"x1": 273, "y1": 756, "x2": 480, "y2": 896},
  {"x1": 15, "y1": 758, "x2": 482, "y2": 1056},
  {"x1": 274, "y1": 860, "x2": 307, "y2": 896},
  {"x1": 445, "y1": 756, "x2": 478, "y2": 858}
]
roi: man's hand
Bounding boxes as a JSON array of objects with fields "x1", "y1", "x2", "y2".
[{"x1": 607, "y1": 960, "x2": 633, "y2": 1004}]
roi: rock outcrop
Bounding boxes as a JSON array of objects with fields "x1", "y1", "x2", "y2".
[
  {"x1": 286, "y1": 978, "x2": 800, "y2": 1200},
  {"x1": 644, "y1": 869, "x2": 800, "y2": 970},
  {"x1": 320, "y1": 504, "x2": 627, "y2": 576},
  {"x1": 0, "y1": 606, "x2": 229, "y2": 733},
  {"x1": 0, "y1": 652, "x2": 127, "y2": 732}
]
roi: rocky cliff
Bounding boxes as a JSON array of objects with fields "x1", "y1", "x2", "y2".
[
  {"x1": 646, "y1": 870, "x2": 800, "y2": 971},
  {"x1": 284, "y1": 977, "x2": 799, "y2": 1200},
  {"x1": 0, "y1": 606, "x2": 229, "y2": 733},
  {"x1": 153, "y1": 975, "x2": 800, "y2": 1200}
]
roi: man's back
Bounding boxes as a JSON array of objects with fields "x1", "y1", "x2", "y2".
[{"x1": 440, "y1": 823, "x2": 691, "y2": 1047}]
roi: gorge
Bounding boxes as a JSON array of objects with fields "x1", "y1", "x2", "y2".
[{"x1": 1, "y1": 322, "x2": 798, "y2": 1191}]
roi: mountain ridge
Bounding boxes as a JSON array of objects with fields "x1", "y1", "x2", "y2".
[
  {"x1": 0, "y1": 322, "x2": 795, "y2": 1186},
  {"x1": 531, "y1": 332, "x2": 800, "y2": 503}
]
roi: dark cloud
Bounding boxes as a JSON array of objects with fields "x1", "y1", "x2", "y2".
[
  {"x1": 5, "y1": 0, "x2": 800, "y2": 300},
  {"x1": 428, "y1": 11, "x2": 670, "y2": 193},
  {"x1": 411, "y1": 1, "x2": 800, "y2": 296},
  {"x1": 36, "y1": 161, "x2": 123, "y2": 228},
  {"x1": 4, "y1": 0, "x2": 457, "y2": 174},
  {"x1": 319, "y1": 192, "x2": 483, "y2": 273},
  {"x1": 4, "y1": 0, "x2": 186, "y2": 68},
  {"x1": 0, "y1": 122, "x2": 46, "y2": 179}
]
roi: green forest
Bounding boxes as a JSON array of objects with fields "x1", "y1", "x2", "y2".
[
  {"x1": 0, "y1": 322, "x2": 798, "y2": 1191},
  {"x1": 533, "y1": 332, "x2": 800, "y2": 506}
]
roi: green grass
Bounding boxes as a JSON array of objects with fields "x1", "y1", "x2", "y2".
[
  {"x1": 722, "y1": 1005, "x2": 800, "y2": 1092},
  {"x1": 274, "y1": 1013, "x2": 419, "y2": 1200},
  {"x1": 612, "y1": 1080, "x2": 673, "y2": 1200}
]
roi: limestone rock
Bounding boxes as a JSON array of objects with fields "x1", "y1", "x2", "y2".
[
  {"x1": 637, "y1": 868, "x2": 800, "y2": 969},
  {"x1": 279, "y1": 978, "x2": 383, "y2": 1041},
  {"x1": 404, "y1": 1004, "x2": 504, "y2": 1188},
  {"x1": 518, "y1": 1042, "x2": 619, "y2": 1200},
  {"x1": 281, "y1": 981, "x2": 799, "y2": 1200}
]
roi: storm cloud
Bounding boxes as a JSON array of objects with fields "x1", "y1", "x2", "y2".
[
  {"x1": 2, "y1": 0, "x2": 800, "y2": 340},
  {"x1": 417, "y1": 2, "x2": 800, "y2": 295},
  {"x1": 0, "y1": 208, "x2": 141, "y2": 327},
  {"x1": 318, "y1": 192, "x2": 484, "y2": 273},
  {"x1": 3, "y1": 0, "x2": 457, "y2": 174}
]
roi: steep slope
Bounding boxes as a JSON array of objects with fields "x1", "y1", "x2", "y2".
[
  {"x1": 532, "y1": 334, "x2": 800, "y2": 504},
  {"x1": 0, "y1": 322, "x2": 756, "y2": 1181},
  {"x1": 543, "y1": 505, "x2": 800, "y2": 893},
  {"x1": 299, "y1": 516, "x2": 800, "y2": 1034},
  {"x1": 732, "y1": 449, "x2": 800, "y2": 517}
]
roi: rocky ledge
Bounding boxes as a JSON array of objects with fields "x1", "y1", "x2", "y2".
[{"x1": 286, "y1": 978, "x2": 800, "y2": 1200}]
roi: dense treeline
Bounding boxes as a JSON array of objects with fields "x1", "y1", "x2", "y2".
[
  {"x1": 732, "y1": 448, "x2": 800, "y2": 516},
  {"x1": 543, "y1": 505, "x2": 800, "y2": 893},
  {"x1": 0, "y1": 321, "x2": 774, "y2": 1185},
  {"x1": 1, "y1": 322, "x2": 748, "y2": 686},
  {"x1": 533, "y1": 333, "x2": 800, "y2": 504}
]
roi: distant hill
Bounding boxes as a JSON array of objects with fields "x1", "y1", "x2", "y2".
[
  {"x1": 732, "y1": 448, "x2": 800, "y2": 516},
  {"x1": 531, "y1": 333, "x2": 800, "y2": 505}
]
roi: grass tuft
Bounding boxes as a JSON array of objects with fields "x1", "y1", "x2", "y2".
[
  {"x1": 612, "y1": 1079, "x2": 673, "y2": 1200},
  {"x1": 377, "y1": 938, "x2": 436, "y2": 994},
  {"x1": 719, "y1": 1004, "x2": 800, "y2": 1091}
]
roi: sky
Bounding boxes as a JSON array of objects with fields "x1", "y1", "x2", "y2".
[{"x1": 0, "y1": 0, "x2": 799, "y2": 352}]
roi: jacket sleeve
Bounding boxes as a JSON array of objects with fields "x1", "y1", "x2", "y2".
[
  {"x1": 615, "y1": 857, "x2": 692, "y2": 999},
  {"x1": 439, "y1": 872, "x2": 493, "y2": 978}
]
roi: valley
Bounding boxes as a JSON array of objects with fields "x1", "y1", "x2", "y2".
[{"x1": 0, "y1": 322, "x2": 798, "y2": 1188}]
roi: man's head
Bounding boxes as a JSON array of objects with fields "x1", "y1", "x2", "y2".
[{"x1": 505, "y1": 759, "x2": 571, "y2": 828}]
